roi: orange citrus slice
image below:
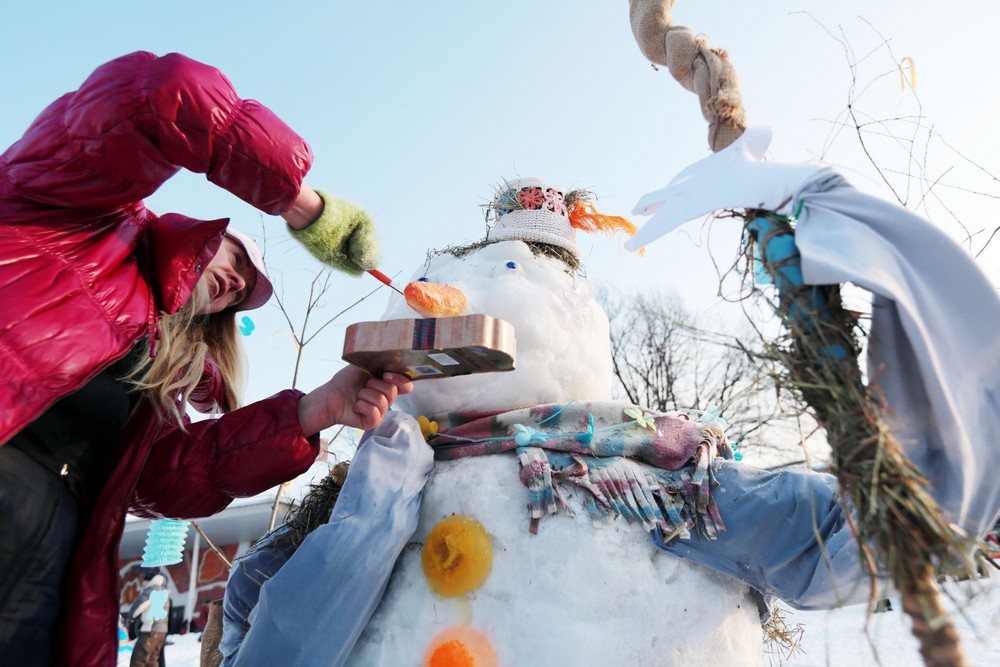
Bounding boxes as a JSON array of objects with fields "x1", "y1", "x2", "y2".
[
  {"x1": 422, "y1": 515, "x2": 493, "y2": 597},
  {"x1": 424, "y1": 625, "x2": 499, "y2": 667}
]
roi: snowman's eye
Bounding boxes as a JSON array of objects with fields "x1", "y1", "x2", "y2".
[
  {"x1": 417, "y1": 277, "x2": 429, "y2": 282},
  {"x1": 505, "y1": 261, "x2": 518, "y2": 270}
]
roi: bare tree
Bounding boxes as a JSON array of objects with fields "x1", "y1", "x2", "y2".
[
  {"x1": 601, "y1": 288, "x2": 818, "y2": 464},
  {"x1": 256, "y1": 223, "x2": 390, "y2": 529},
  {"x1": 802, "y1": 13, "x2": 1000, "y2": 267}
]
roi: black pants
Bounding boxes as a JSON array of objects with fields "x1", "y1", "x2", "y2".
[{"x1": 0, "y1": 446, "x2": 78, "y2": 666}]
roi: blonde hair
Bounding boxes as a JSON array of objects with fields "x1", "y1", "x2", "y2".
[{"x1": 127, "y1": 282, "x2": 247, "y2": 426}]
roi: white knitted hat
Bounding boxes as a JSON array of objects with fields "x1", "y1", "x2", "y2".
[{"x1": 487, "y1": 177, "x2": 579, "y2": 260}]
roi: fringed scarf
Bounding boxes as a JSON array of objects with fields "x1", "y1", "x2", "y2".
[{"x1": 423, "y1": 401, "x2": 733, "y2": 541}]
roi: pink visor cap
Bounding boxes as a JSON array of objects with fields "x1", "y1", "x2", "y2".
[{"x1": 224, "y1": 228, "x2": 274, "y2": 311}]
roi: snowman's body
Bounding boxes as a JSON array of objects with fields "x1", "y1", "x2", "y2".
[{"x1": 346, "y1": 241, "x2": 762, "y2": 666}]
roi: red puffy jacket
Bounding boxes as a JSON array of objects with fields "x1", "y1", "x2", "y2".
[{"x1": 0, "y1": 52, "x2": 320, "y2": 665}]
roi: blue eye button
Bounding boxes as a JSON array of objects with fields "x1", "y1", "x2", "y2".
[
  {"x1": 506, "y1": 261, "x2": 518, "y2": 269},
  {"x1": 417, "y1": 277, "x2": 429, "y2": 282}
]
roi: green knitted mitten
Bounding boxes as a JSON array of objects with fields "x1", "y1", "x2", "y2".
[{"x1": 287, "y1": 190, "x2": 379, "y2": 275}]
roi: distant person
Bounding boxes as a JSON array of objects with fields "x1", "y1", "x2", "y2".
[
  {"x1": 0, "y1": 50, "x2": 412, "y2": 666},
  {"x1": 117, "y1": 613, "x2": 133, "y2": 662},
  {"x1": 129, "y1": 575, "x2": 170, "y2": 667}
]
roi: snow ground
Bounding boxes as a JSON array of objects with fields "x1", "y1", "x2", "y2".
[{"x1": 160, "y1": 576, "x2": 998, "y2": 666}]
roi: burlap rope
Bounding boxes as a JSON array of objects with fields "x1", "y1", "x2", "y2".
[
  {"x1": 199, "y1": 599, "x2": 224, "y2": 667},
  {"x1": 628, "y1": 0, "x2": 747, "y2": 151}
]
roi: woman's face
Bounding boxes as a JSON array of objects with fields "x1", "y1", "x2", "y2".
[{"x1": 196, "y1": 236, "x2": 258, "y2": 315}]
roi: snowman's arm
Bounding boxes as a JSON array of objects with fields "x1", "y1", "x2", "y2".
[
  {"x1": 651, "y1": 461, "x2": 881, "y2": 610},
  {"x1": 229, "y1": 411, "x2": 433, "y2": 666},
  {"x1": 219, "y1": 525, "x2": 296, "y2": 664}
]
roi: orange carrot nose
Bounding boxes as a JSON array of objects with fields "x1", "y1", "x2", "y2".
[{"x1": 404, "y1": 281, "x2": 468, "y2": 317}]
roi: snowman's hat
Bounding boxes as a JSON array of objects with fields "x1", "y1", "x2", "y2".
[
  {"x1": 488, "y1": 178, "x2": 579, "y2": 258},
  {"x1": 486, "y1": 177, "x2": 637, "y2": 262}
]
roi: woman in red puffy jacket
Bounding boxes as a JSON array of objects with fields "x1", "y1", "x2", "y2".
[{"x1": 0, "y1": 51, "x2": 410, "y2": 666}]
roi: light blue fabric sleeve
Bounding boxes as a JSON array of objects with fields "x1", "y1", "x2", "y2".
[
  {"x1": 231, "y1": 411, "x2": 433, "y2": 666},
  {"x1": 219, "y1": 525, "x2": 295, "y2": 666},
  {"x1": 651, "y1": 461, "x2": 887, "y2": 610},
  {"x1": 796, "y1": 173, "x2": 1000, "y2": 539}
]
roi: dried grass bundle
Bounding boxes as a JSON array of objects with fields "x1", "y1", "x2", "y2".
[
  {"x1": 743, "y1": 210, "x2": 976, "y2": 667},
  {"x1": 283, "y1": 462, "x2": 350, "y2": 549},
  {"x1": 762, "y1": 605, "x2": 806, "y2": 665},
  {"x1": 427, "y1": 239, "x2": 580, "y2": 273}
]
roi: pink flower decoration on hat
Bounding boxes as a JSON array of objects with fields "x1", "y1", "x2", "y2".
[
  {"x1": 517, "y1": 187, "x2": 545, "y2": 210},
  {"x1": 544, "y1": 188, "x2": 567, "y2": 215}
]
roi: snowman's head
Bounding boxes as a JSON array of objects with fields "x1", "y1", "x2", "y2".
[
  {"x1": 382, "y1": 239, "x2": 613, "y2": 416},
  {"x1": 380, "y1": 177, "x2": 638, "y2": 417}
]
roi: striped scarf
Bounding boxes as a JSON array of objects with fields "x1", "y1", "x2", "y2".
[{"x1": 424, "y1": 401, "x2": 733, "y2": 541}]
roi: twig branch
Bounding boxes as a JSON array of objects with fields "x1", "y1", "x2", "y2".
[
  {"x1": 191, "y1": 520, "x2": 232, "y2": 569},
  {"x1": 267, "y1": 483, "x2": 288, "y2": 532}
]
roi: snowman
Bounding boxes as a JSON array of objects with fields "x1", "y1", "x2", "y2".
[{"x1": 345, "y1": 178, "x2": 764, "y2": 666}]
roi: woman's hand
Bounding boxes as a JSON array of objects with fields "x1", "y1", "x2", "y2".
[{"x1": 298, "y1": 366, "x2": 414, "y2": 436}]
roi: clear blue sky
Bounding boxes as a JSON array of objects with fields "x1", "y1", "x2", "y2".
[{"x1": 2, "y1": 1, "x2": 997, "y2": 418}]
